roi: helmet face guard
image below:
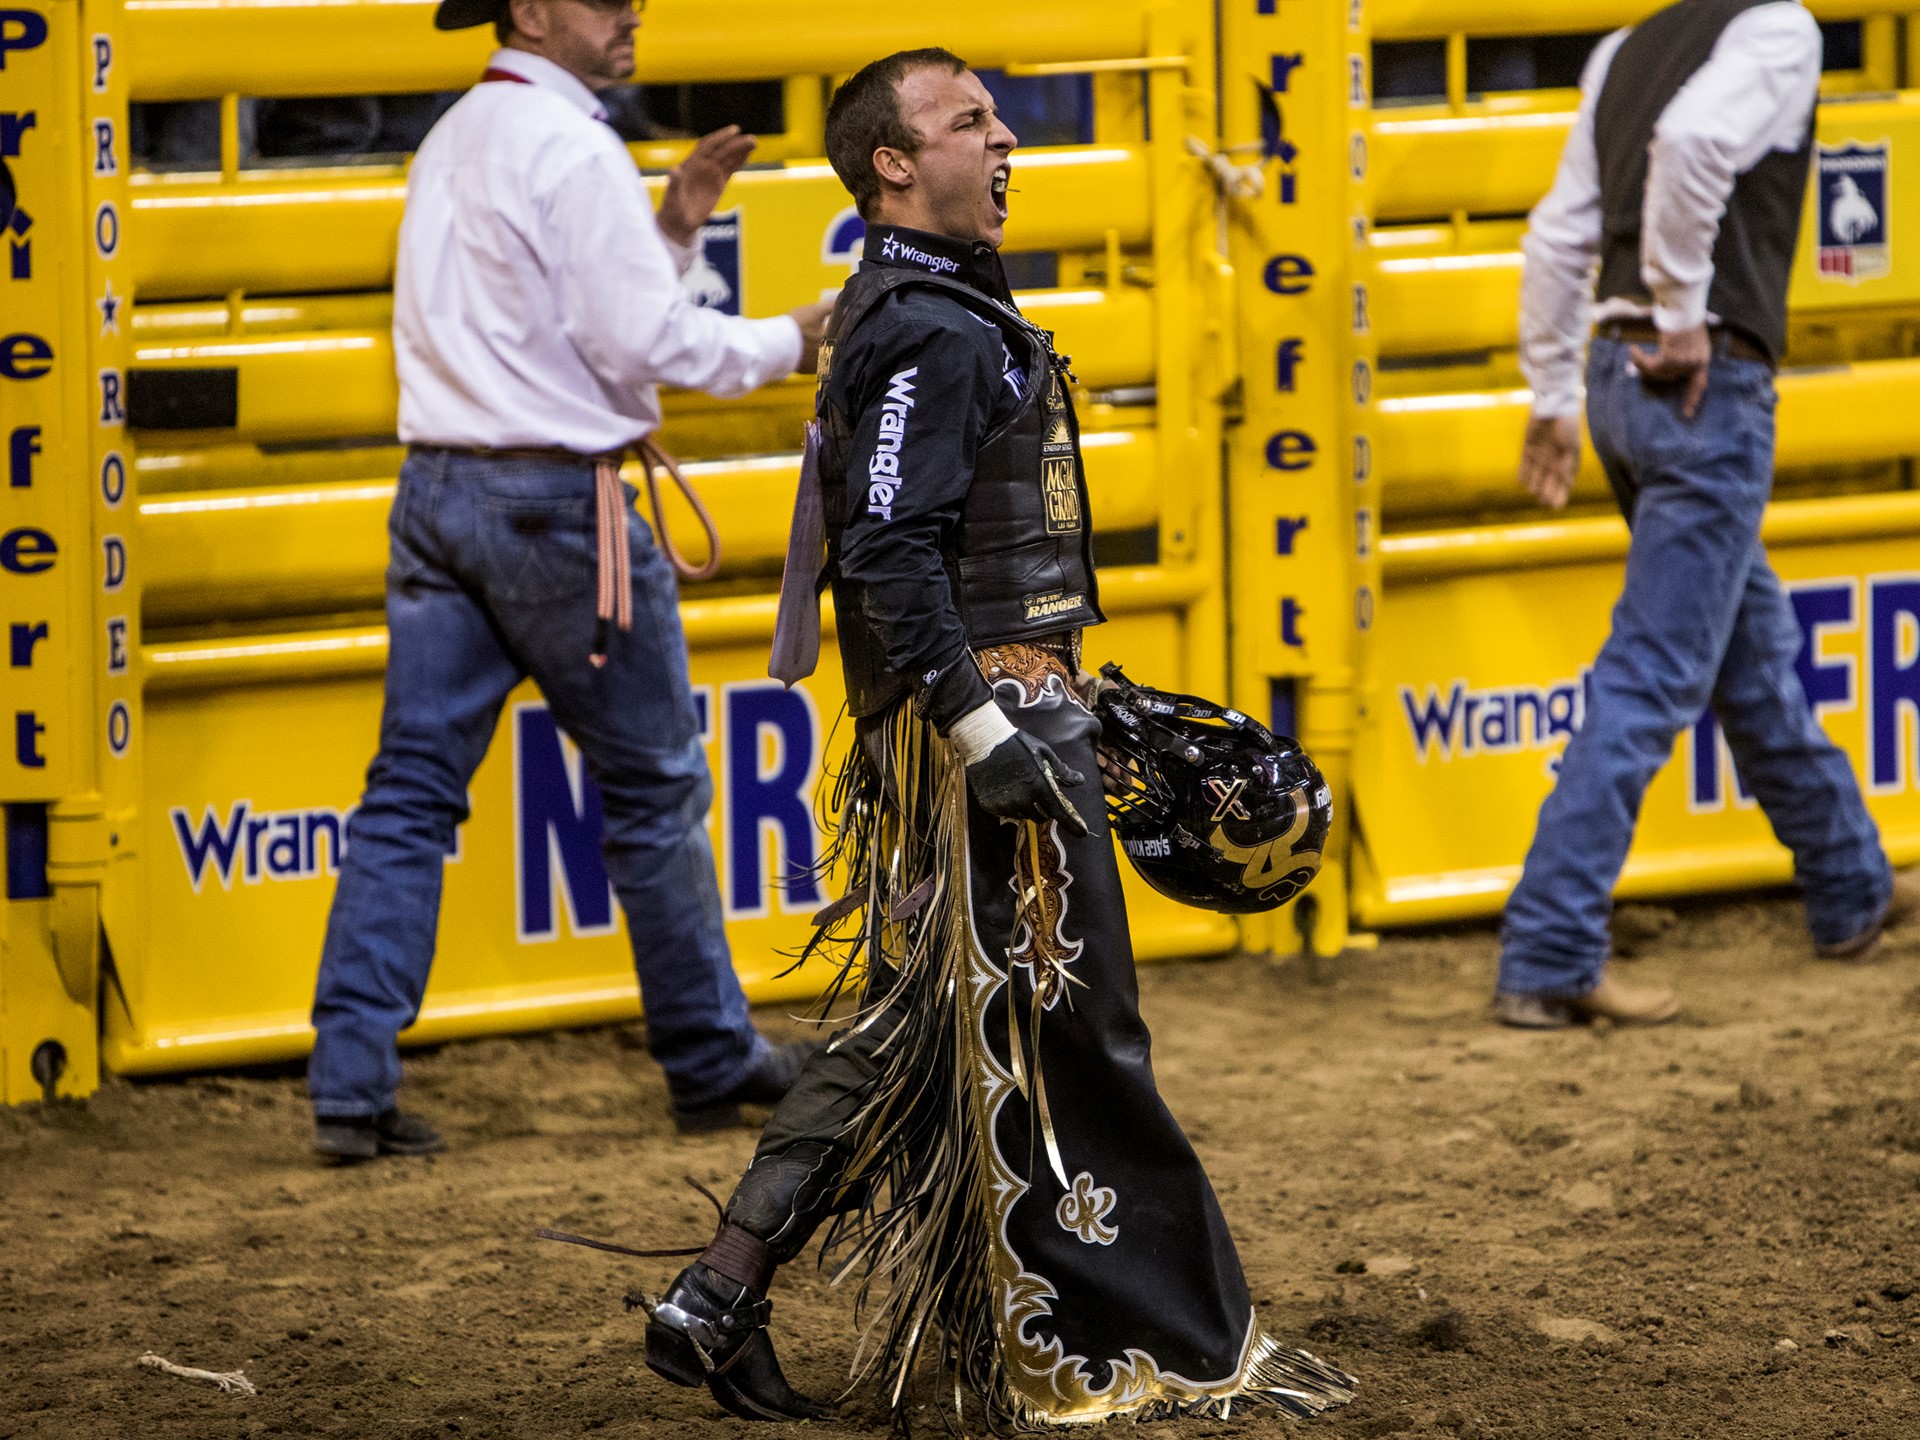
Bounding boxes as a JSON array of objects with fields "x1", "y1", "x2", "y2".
[{"x1": 1094, "y1": 664, "x2": 1332, "y2": 915}]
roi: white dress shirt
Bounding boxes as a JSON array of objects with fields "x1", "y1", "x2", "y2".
[
  {"x1": 1518, "y1": 3, "x2": 1822, "y2": 418},
  {"x1": 394, "y1": 48, "x2": 803, "y2": 451}
]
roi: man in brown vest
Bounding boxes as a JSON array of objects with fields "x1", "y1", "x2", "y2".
[{"x1": 1503, "y1": 0, "x2": 1913, "y2": 1029}]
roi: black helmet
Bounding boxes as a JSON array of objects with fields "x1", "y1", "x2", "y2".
[{"x1": 1093, "y1": 664, "x2": 1331, "y2": 914}]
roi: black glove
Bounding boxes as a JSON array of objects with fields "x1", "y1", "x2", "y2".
[{"x1": 966, "y1": 732, "x2": 1089, "y2": 836}]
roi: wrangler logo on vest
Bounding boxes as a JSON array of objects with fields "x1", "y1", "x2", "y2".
[
  {"x1": 867, "y1": 366, "x2": 917, "y2": 520},
  {"x1": 1042, "y1": 456, "x2": 1081, "y2": 533}
]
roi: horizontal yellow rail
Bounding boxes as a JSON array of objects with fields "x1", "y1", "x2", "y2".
[
  {"x1": 138, "y1": 428, "x2": 1164, "y2": 626},
  {"x1": 1380, "y1": 489, "x2": 1920, "y2": 583},
  {"x1": 1377, "y1": 356, "x2": 1920, "y2": 514},
  {"x1": 129, "y1": 148, "x2": 1151, "y2": 301},
  {"x1": 142, "y1": 562, "x2": 1212, "y2": 694},
  {"x1": 1373, "y1": 94, "x2": 1920, "y2": 224},
  {"x1": 104, "y1": 893, "x2": 1245, "y2": 1075},
  {"x1": 1374, "y1": 0, "x2": 1905, "y2": 42},
  {"x1": 137, "y1": 441, "x2": 405, "y2": 495},
  {"x1": 125, "y1": 0, "x2": 1156, "y2": 102},
  {"x1": 129, "y1": 286, "x2": 1157, "y2": 445},
  {"x1": 1373, "y1": 108, "x2": 1571, "y2": 223},
  {"x1": 1372, "y1": 249, "x2": 1521, "y2": 357}
]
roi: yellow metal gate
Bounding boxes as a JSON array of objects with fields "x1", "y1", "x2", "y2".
[
  {"x1": 12, "y1": 0, "x2": 1920, "y2": 1103},
  {"x1": 3, "y1": 0, "x2": 1237, "y2": 1095},
  {"x1": 1350, "y1": 1, "x2": 1920, "y2": 926}
]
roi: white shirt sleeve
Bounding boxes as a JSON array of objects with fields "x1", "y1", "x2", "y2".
[
  {"x1": 1644, "y1": 3, "x2": 1823, "y2": 333},
  {"x1": 542, "y1": 144, "x2": 802, "y2": 401},
  {"x1": 661, "y1": 231, "x2": 700, "y2": 279},
  {"x1": 1518, "y1": 29, "x2": 1628, "y2": 421}
]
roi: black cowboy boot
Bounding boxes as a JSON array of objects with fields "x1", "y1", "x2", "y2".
[{"x1": 644, "y1": 1224, "x2": 832, "y2": 1422}]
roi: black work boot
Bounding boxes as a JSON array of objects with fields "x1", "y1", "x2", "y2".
[
  {"x1": 671, "y1": 1040, "x2": 818, "y2": 1134},
  {"x1": 644, "y1": 1224, "x2": 831, "y2": 1421},
  {"x1": 312, "y1": 1108, "x2": 445, "y2": 1162}
]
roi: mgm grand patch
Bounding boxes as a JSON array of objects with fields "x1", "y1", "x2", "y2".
[
  {"x1": 1023, "y1": 589, "x2": 1087, "y2": 625},
  {"x1": 1042, "y1": 456, "x2": 1082, "y2": 533}
]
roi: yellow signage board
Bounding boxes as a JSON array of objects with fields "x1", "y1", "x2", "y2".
[
  {"x1": 107, "y1": 615, "x2": 1234, "y2": 1075},
  {"x1": 1355, "y1": 509, "x2": 1920, "y2": 927}
]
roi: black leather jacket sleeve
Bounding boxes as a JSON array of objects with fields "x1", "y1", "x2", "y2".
[{"x1": 834, "y1": 309, "x2": 1008, "y2": 731}]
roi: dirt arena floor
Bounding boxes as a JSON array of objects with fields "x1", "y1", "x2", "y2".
[{"x1": 4, "y1": 893, "x2": 1919, "y2": 1440}]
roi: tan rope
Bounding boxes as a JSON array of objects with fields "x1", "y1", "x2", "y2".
[
  {"x1": 590, "y1": 457, "x2": 634, "y2": 668},
  {"x1": 637, "y1": 436, "x2": 722, "y2": 583}
]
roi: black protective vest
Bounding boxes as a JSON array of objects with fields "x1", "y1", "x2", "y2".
[
  {"x1": 1593, "y1": 0, "x2": 1814, "y2": 363},
  {"x1": 819, "y1": 266, "x2": 1103, "y2": 720}
]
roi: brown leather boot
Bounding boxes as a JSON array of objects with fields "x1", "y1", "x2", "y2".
[
  {"x1": 1496, "y1": 971, "x2": 1679, "y2": 1030},
  {"x1": 1815, "y1": 869, "x2": 1920, "y2": 963}
]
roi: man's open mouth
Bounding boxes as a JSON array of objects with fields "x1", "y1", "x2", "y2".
[{"x1": 991, "y1": 166, "x2": 1010, "y2": 219}]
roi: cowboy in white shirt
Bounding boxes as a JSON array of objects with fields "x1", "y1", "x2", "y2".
[
  {"x1": 1500, "y1": 0, "x2": 1910, "y2": 1032},
  {"x1": 308, "y1": 0, "x2": 833, "y2": 1160}
]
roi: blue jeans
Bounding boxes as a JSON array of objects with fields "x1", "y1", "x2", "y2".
[
  {"x1": 309, "y1": 450, "x2": 767, "y2": 1116},
  {"x1": 1499, "y1": 338, "x2": 1891, "y2": 998}
]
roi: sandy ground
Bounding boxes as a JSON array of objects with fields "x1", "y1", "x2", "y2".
[{"x1": 4, "y1": 893, "x2": 1919, "y2": 1440}]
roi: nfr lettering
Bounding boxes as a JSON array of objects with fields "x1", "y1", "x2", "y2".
[
  {"x1": 1691, "y1": 581, "x2": 1856, "y2": 811},
  {"x1": 725, "y1": 683, "x2": 823, "y2": 917},
  {"x1": 1870, "y1": 577, "x2": 1920, "y2": 794},
  {"x1": 514, "y1": 705, "x2": 617, "y2": 942},
  {"x1": 512, "y1": 685, "x2": 823, "y2": 936}
]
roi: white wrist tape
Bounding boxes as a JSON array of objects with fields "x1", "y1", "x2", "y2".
[{"x1": 948, "y1": 701, "x2": 1017, "y2": 767}]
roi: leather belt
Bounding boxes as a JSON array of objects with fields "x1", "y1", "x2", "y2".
[
  {"x1": 411, "y1": 442, "x2": 621, "y2": 465},
  {"x1": 1594, "y1": 318, "x2": 1772, "y2": 369}
]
